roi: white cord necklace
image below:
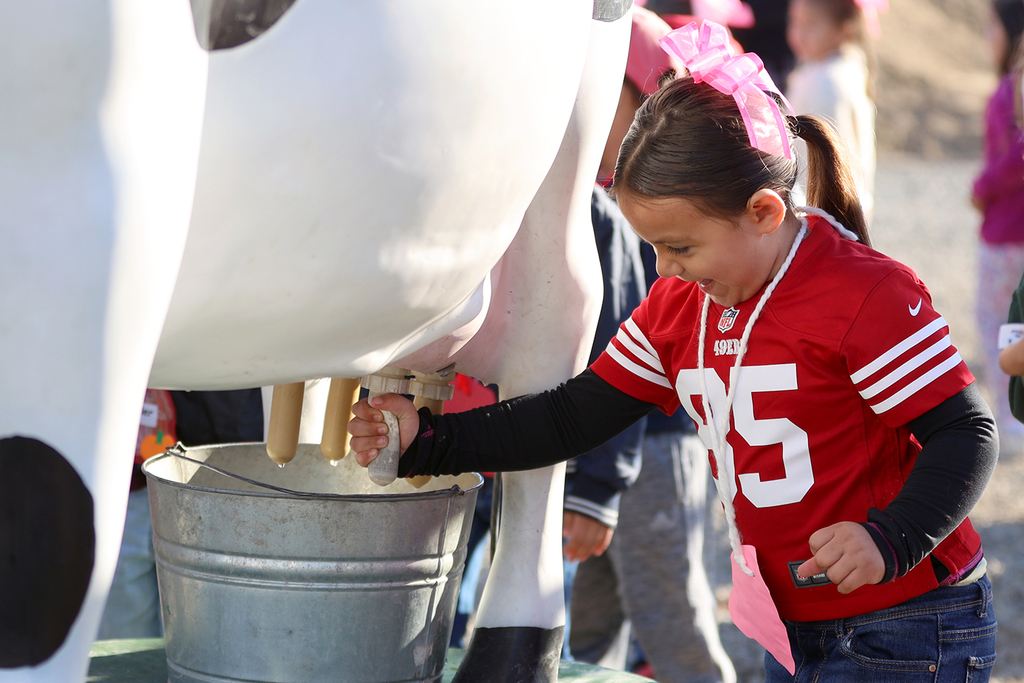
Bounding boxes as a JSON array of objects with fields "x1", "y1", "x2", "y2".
[{"x1": 698, "y1": 218, "x2": 809, "y2": 575}]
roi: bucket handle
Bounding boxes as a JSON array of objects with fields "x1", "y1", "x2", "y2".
[{"x1": 162, "y1": 445, "x2": 465, "y2": 499}]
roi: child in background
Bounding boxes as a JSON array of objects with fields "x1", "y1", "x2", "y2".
[
  {"x1": 999, "y1": 272, "x2": 1024, "y2": 421},
  {"x1": 96, "y1": 389, "x2": 177, "y2": 640},
  {"x1": 351, "y1": 22, "x2": 998, "y2": 681},
  {"x1": 973, "y1": 0, "x2": 1024, "y2": 454},
  {"x1": 785, "y1": 0, "x2": 877, "y2": 222}
]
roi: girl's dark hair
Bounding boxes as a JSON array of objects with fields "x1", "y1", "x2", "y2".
[
  {"x1": 612, "y1": 74, "x2": 869, "y2": 246},
  {"x1": 994, "y1": 0, "x2": 1024, "y2": 75}
]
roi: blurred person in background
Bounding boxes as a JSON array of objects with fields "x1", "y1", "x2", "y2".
[
  {"x1": 785, "y1": 0, "x2": 879, "y2": 224},
  {"x1": 973, "y1": 0, "x2": 1024, "y2": 455},
  {"x1": 95, "y1": 390, "x2": 177, "y2": 640}
]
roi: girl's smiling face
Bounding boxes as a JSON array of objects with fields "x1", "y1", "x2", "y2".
[{"x1": 617, "y1": 193, "x2": 792, "y2": 309}]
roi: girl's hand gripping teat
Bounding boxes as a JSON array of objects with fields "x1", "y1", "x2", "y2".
[{"x1": 348, "y1": 394, "x2": 420, "y2": 472}]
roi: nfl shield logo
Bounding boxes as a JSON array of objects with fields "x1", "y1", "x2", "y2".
[{"x1": 718, "y1": 307, "x2": 739, "y2": 333}]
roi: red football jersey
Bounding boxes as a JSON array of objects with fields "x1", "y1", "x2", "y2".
[{"x1": 591, "y1": 215, "x2": 981, "y2": 621}]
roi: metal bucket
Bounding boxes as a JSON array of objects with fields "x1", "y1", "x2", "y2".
[{"x1": 143, "y1": 443, "x2": 483, "y2": 683}]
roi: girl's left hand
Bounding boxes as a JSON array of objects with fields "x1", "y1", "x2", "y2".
[{"x1": 796, "y1": 522, "x2": 885, "y2": 594}]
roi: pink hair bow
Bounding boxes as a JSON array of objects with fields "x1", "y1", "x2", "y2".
[
  {"x1": 659, "y1": 21, "x2": 793, "y2": 159},
  {"x1": 854, "y1": 0, "x2": 888, "y2": 37}
]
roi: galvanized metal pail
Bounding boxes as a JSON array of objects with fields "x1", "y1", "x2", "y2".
[{"x1": 143, "y1": 443, "x2": 482, "y2": 683}]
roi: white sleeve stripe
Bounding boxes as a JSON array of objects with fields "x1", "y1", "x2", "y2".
[
  {"x1": 624, "y1": 318, "x2": 660, "y2": 358},
  {"x1": 869, "y1": 352, "x2": 964, "y2": 415},
  {"x1": 614, "y1": 328, "x2": 665, "y2": 373},
  {"x1": 850, "y1": 317, "x2": 948, "y2": 384},
  {"x1": 857, "y1": 335, "x2": 952, "y2": 400},
  {"x1": 564, "y1": 496, "x2": 619, "y2": 526},
  {"x1": 606, "y1": 344, "x2": 674, "y2": 389}
]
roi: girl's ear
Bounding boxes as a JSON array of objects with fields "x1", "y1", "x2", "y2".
[{"x1": 743, "y1": 189, "x2": 787, "y2": 235}]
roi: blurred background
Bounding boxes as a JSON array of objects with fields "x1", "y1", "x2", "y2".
[{"x1": 875, "y1": 0, "x2": 991, "y2": 158}]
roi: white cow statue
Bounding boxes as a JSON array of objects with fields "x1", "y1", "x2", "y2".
[{"x1": 0, "y1": 1, "x2": 631, "y2": 682}]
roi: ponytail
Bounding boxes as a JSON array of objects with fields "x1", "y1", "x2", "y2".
[{"x1": 792, "y1": 114, "x2": 870, "y2": 246}]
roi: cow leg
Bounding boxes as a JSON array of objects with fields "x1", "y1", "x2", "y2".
[
  {"x1": 453, "y1": 5, "x2": 631, "y2": 681},
  {"x1": 0, "y1": 2, "x2": 206, "y2": 680}
]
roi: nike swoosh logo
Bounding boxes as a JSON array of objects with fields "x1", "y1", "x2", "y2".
[{"x1": 909, "y1": 299, "x2": 922, "y2": 316}]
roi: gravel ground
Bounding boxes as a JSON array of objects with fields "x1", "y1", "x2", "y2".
[{"x1": 702, "y1": 153, "x2": 1024, "y2": 683}]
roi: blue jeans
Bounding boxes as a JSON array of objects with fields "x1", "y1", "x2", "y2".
[{"x1": 765, "y1": 575, "x2": 997, "y2": 683}]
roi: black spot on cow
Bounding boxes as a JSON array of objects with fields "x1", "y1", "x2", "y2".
[
  {"x1": 0, "y1": 437, "x2": 95, "y2": 668},
  {"x1": 190, "y1": 0, "x2": 300, "y2": 51},
  {"x1": 454, "y1": 626, "x2": 564, "y2": 683},
  {"x1": 593, "y1": 0, "x2": 632, "y2": 22}
]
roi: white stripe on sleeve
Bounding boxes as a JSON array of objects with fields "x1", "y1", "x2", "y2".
[
  {"x1": 564, "y1": 496, "x2": 618, "y2": 527},
  {"x1": 625, "y1": 318, "x2": 660, "y2": 358},
  {"x1": 869, "y1": 352, "x2": 964, "y2": 415},
  {"x1": 614, "y1": 326, "x2": 665, "y2": 374},
  {"x1": 850, "y1": 317, "x2": 948, "y2": 384},
  {"x1": 606, "y1": 344, "x2": 673, "y2": 389},
  {"x1": 858, "y1": 336, "x2": 953, "y2": 400}
]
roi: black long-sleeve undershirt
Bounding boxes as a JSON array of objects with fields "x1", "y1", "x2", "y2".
[
  {"x1": 399, "y1": 369, "x2": 998, "y2": 580},
  {"x1": 398, "y1": 369, "x2": 654, "y2": 477},
  {"x1": 869, "y1": 381, "x2": 998, "y2": 581}
]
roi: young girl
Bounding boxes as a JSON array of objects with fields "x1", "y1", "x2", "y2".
[
  {"x1": 785, "y1": 0, "x2": 876, "y2": 223},
  {"x1": 349, "y1": 22, "x2": 998, "y2": 681},
  {"x1": 973, "y1": 0, "x2": 1024, "y2": 455}
]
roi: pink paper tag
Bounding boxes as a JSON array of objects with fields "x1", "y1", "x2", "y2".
[{"x1": 728, "y1": 544, "x2": 796, "y2": 674}]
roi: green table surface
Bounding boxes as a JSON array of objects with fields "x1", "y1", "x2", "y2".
[{"x1": 88, "y1": 639, "x2": 651, "y2": 683}]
